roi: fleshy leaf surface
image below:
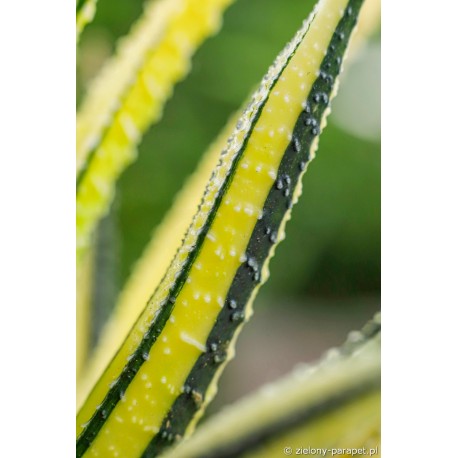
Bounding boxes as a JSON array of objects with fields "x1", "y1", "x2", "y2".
[{"x1": 76, "y1": 0, "x2": 366, "y2": 456}]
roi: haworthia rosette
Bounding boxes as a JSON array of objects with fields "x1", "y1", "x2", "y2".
[
  {"x1": 76, "y1": 0, "x2": 365, "y2": 456},
  {"x1": 76, "y1": 0, "x2": 235, "y2": 261}
]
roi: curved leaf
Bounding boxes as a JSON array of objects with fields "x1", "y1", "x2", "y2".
[
  {"x1": 76, "y1": 0, "x2": 366, "y2": 456},
  {"x1": 76, "y1": 0, "x2": 235, "y2": 261},
  {"x1": 161, "y1": 315, "x2": 380, "y2": 458},
  {"x1": 77, "y1": 111, "x2": 240, "y2": 409}
]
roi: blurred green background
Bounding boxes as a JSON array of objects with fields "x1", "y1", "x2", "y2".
[{"x1": 78, "y1": 0, "x2": 380, "y2": 409}]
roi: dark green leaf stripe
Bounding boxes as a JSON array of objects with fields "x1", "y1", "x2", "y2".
[
  {"x1": 76, "y1": 16, "x2": 307, "y2": 458},
  {"x1": 77, "y1": 1, "x2": 364, "y2": 456},
  {"x1": 160, "y1": 314, "x2": 380, "y2": 458},
  {"x1": 142, "y1": 1, "x2": 364, "y2": 456}
]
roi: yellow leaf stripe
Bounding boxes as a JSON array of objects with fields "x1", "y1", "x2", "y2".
[
  {"x1": 75, "y1": 0, "x2": 379, "y2": 391},
  {"x1": 76, "y1": 0, "x2": 98, "y2": 41},
  {"x1": 77, "y1": 0, "x2": 365, "y2": 456},
  {"x1": 161, "y1": 316, "x2": 381, "y2": 458},
  {"x1": 76, "y1": 0, "x2": 235, "y2": 261},
  {"x1": 76, "y1": 0, "x2": 380, "y2": 412},
  {"x1": 76, "y1": 111, "x2": 240, "y2": 410}
]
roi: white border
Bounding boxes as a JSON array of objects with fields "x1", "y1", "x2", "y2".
[
  {"x1": 1, "y1": 0, "x2": 457, "y2": 456},
  {"x1": 0, "y1": 1, "x2": 74, "y2": 456},
  {"x1": 383, "y1": 0, "x2": 458, "y2": 455}
]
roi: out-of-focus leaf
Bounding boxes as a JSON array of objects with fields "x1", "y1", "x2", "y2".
[
  {"x1": 76, "y1": 111, "x2": 240, "y2": 410},
  {"x1": 77, "y1": 0, "x2": 99, "y2": 41},
  {"x1": 77, "y1": 1, "x2": 367, "y2": 456},
  {"x1": 116, "y1": 0, "x2": 380, "y2": 298},
  {"x1": 76, "y1": 249, "x2": 94, "y2": 378},
  {"x1": 76, "y1": 0, "x2": 235, "y2": 262},
  {"x1": 161, "y1": 315, "x2": 380, "y2": 458}
]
